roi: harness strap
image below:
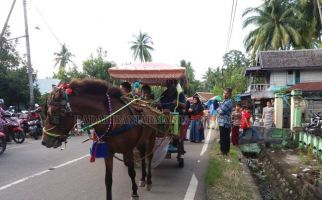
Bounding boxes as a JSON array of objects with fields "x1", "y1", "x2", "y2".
[
  {"x1": 96, "y1": 123, "x2": 137, "y2": 137},
  {"x1": 80, "y1": 99, "x2": 139, "y2": 132}
]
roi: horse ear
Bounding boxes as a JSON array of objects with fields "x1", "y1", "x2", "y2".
[{"x1": 108, "y1": 87, "x2": 122, "y2": 98}]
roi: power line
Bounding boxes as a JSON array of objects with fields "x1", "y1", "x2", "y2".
[
  {"x1": 227, "y1": 0, "x2": 238, "y2": 52},
  {"x1": 30, "y1": 0, "x2": 63, "y2": 47},
  {"x1": 225, "y1": 0, "x2": 238, "y2": 53},
  {"x1": 225, "y1": 0, "x2": 235, "y2": 52}
]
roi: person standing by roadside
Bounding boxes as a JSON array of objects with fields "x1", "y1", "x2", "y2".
[
  {"x1": 231, "y1": 104, "x2": 242, "y2": 146},
  {"x1": 262, "y1": 100, "x2": 275, "y2": 146},
  {"x1": 188, "y1": 96, "x2": 205, "y2": 143},
  {"x1": 217, "y1": 88, "x2": 233, "y2": 158},
  {"x1": 240, "y1": 106, "x2": 260, "y2": 142}
]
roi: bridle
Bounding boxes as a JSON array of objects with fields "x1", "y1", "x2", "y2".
[{"x1": 43, "y1": 87, "x2": 73, "y2": 140}]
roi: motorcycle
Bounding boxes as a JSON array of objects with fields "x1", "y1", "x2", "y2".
[
  {"x1": 26, "y1": 119, "x2": 42, "y2": 140},
  {"x1": 21, "y1": 110, "x2": 42, "y2": 140},
  {"x1": 0, "y1": 126, "x2": 6, "y2": 155},
  {"x1": 2, "y1": 111, "x2": 25, "y2": 144},
  {"x1": 304, "y1": 111, "x2": 322, "y2": 136}
]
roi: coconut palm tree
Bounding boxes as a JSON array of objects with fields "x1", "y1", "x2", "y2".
[
  {"x1": 53, "y1": 44, "x2": 75, "y2": 81},
  {"x1": 130, "y1": 31, "x2": 154, "y2": 62},
  {"x1": 54, "y1": 43, "x2": 74, "y2": 69},
  {"x1": 296, "y1": 0, "x2": 321, "y2": 43},
  {"x1": 243, "y1": 0, "x2": 311, "y2": 57}
]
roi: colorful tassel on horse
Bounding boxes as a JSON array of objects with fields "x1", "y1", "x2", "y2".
[{"x1": 90, "y1": 142, "x2": 109, "y2": 162}]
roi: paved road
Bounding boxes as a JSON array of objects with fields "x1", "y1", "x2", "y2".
[{"x1": 0, "y1": 129, "x2": 216, "y2": 200}]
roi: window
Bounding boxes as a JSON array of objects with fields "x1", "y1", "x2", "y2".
[
  {"x1": 287, "y1": 70, "x2": 294, "y2": 85},
  {"x1": 295, "y1": 70, "x2": 300, "y2": 83}
]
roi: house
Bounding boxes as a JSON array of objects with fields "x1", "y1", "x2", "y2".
[
  {"x1": 244, "y1": 49, "x2": 322, "y2": 126},
  {"x1": 192, "y1": 92, "x2": 215, "y2": 103},
  {"x1": 245, "y1": 49, "x2": 322, "y2": 98},
  {"x1": 35, "y1": 78, "x2": 61, "y2": 95}
]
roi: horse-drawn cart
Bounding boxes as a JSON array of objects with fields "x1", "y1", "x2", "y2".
[{"x1": 108, "y1": 62, "x2": 187, "y2": 168}]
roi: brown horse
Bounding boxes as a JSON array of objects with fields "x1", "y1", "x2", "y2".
[{"x1": 42, "y1": 79, "x2": 158, "y2": 200}]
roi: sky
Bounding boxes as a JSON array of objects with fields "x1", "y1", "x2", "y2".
[{"x1": 0, "y1": 0, "x2": 262, "y2": 80}]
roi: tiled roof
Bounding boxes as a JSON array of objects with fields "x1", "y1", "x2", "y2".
[
  {"x1": 193, "y1": 92, "x2": 215, "y2": 102},
  {"x1": 289, "y1": 82, "x2": 322, "y2": 92},
  {"x1": 257, "y1": 49, "x2": 322, "y2": 69}
]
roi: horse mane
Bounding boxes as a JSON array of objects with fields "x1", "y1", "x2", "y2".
[{"x1": 69, "y1": 78, "x2": 121, "y2": 98}]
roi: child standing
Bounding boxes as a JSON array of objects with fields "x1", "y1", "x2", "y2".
[{"x1": 231, "y1": 104, "x2": 242, "y2": 146}]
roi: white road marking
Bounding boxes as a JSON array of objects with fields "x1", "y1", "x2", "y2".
[
  {"x1": 184, "y1": 173, "x2": 198, "y2": 200},
  {"x1": 0, "y1": 154, "x2": 89, "y2": 191},
  {"x1": 200, "y1": 128, "x2": 212, "y2": 156}
]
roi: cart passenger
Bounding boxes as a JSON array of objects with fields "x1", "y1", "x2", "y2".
[
  {"x1": 159, "y1": 80, "x2": 186, "y2": 113},
  {"x1": 141, "y1": 84, "x2": 154, "y2": 101},
  {"x1": 120, "y1": 81, "x2": 133, "y2": 98},
  {"x1": 159, "y1": 80, "x2": 186, "y2": 155}
]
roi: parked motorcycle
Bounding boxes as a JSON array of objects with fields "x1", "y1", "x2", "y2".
[
  {"x1": 304, "y1": 111, "x2": 322, "y2": 136},
  {"x1": 2, "y1": 111, "x2": 25, "y2": 144}
]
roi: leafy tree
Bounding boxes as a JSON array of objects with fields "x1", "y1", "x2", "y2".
[
  {"x1": 203, "y1": 66, "x2": 224, "y2": 93},
  {"x1": 0, "y1": 29, "x2": 40, "y2": 109},
  {"x1": 243, "y1": 0, "x2": 311, "y2": 59},
  {"x1": 179, "y1": 60, "x2": 202, "y2": 96},
  {"x1": 82, "y1": 47, "x2": 116, "y2": 82},
  {"x1": 130, "y1": 31, "x2": 154, "y2": 62},
  {"x1": 202, "y1": 50, "x2": 249, "y2": 98}
]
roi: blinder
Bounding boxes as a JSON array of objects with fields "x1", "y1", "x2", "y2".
[{"x1": 47, "y1": 88, "x2": 73, "y2": 127}]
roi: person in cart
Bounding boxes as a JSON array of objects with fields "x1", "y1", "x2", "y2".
[{"x1": 158, "y1": 80, "x2": 186, "y2": 158}]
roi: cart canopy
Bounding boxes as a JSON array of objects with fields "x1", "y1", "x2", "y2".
[{"x1": 108, "y1": 62, "x2": 186, "y2": 85}]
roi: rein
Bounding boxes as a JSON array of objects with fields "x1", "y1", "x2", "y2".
[{"x1": 80, "y1": 98, "x2": 139, "y2": 132}]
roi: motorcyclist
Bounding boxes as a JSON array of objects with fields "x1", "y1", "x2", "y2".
[
  {"x1": 0, "y1": 101, "x2": 6, "y2": 131},
  {"x1": 27, "y1": 104, "x2": 43, "y2": 139},
  {"x1": 0, "y1": 99, "x2": 10, "y2": 141},
  {"x1": 28, "y1": 104, "x2": 42, "y2": 123}
]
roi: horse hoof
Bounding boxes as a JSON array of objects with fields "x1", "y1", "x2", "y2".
[
  {"x1": 146, "y1": 184, "x2": 152, "y2": 191},
  {"x1": 138, "y1": 180, "x2": 146, "y2": 187},
  {"x1": 131, "y1": 195, "x2": 139, "y2": 200}
]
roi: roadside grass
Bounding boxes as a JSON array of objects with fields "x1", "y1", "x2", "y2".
[{"x1": 207, "y1": 144, "x2": 253, "y2": 200}]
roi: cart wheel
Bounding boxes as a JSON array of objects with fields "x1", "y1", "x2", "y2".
[{"x1": 178, "y1": 157, "x2": 184, "y2": 168}]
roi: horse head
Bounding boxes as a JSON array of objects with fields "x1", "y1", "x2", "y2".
[
  {"x1": 42, "y1": 85, "x2": 75, "y2": 148},
  {"x1": 42, "y1": 79, "x2": 117, "y2": 148}
]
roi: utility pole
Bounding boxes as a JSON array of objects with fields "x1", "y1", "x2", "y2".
[
  {"x1": 23, "y1": 0, "x2": 34, "y2": 108},
  {"x1": 0, "y1": 0, "x2": 17, "y2": 45}
]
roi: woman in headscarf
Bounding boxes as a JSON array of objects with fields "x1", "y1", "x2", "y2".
[{"x1": 188, "y1": 96, "x2": 205, "y2": 143}]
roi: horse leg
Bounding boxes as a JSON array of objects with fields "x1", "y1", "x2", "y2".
[
  {"x1": 137, "y1": 144, "x2": 146, "y2": 187},
  {"x1": 104, "y1": 156, "x2": 113, "y2": 200},
  {"x1": 124, "y1": 153, "x2": 139, "y2": 200},
  {"x1": 146, "y1": 136, "x2": 155, "y2": 191}
]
